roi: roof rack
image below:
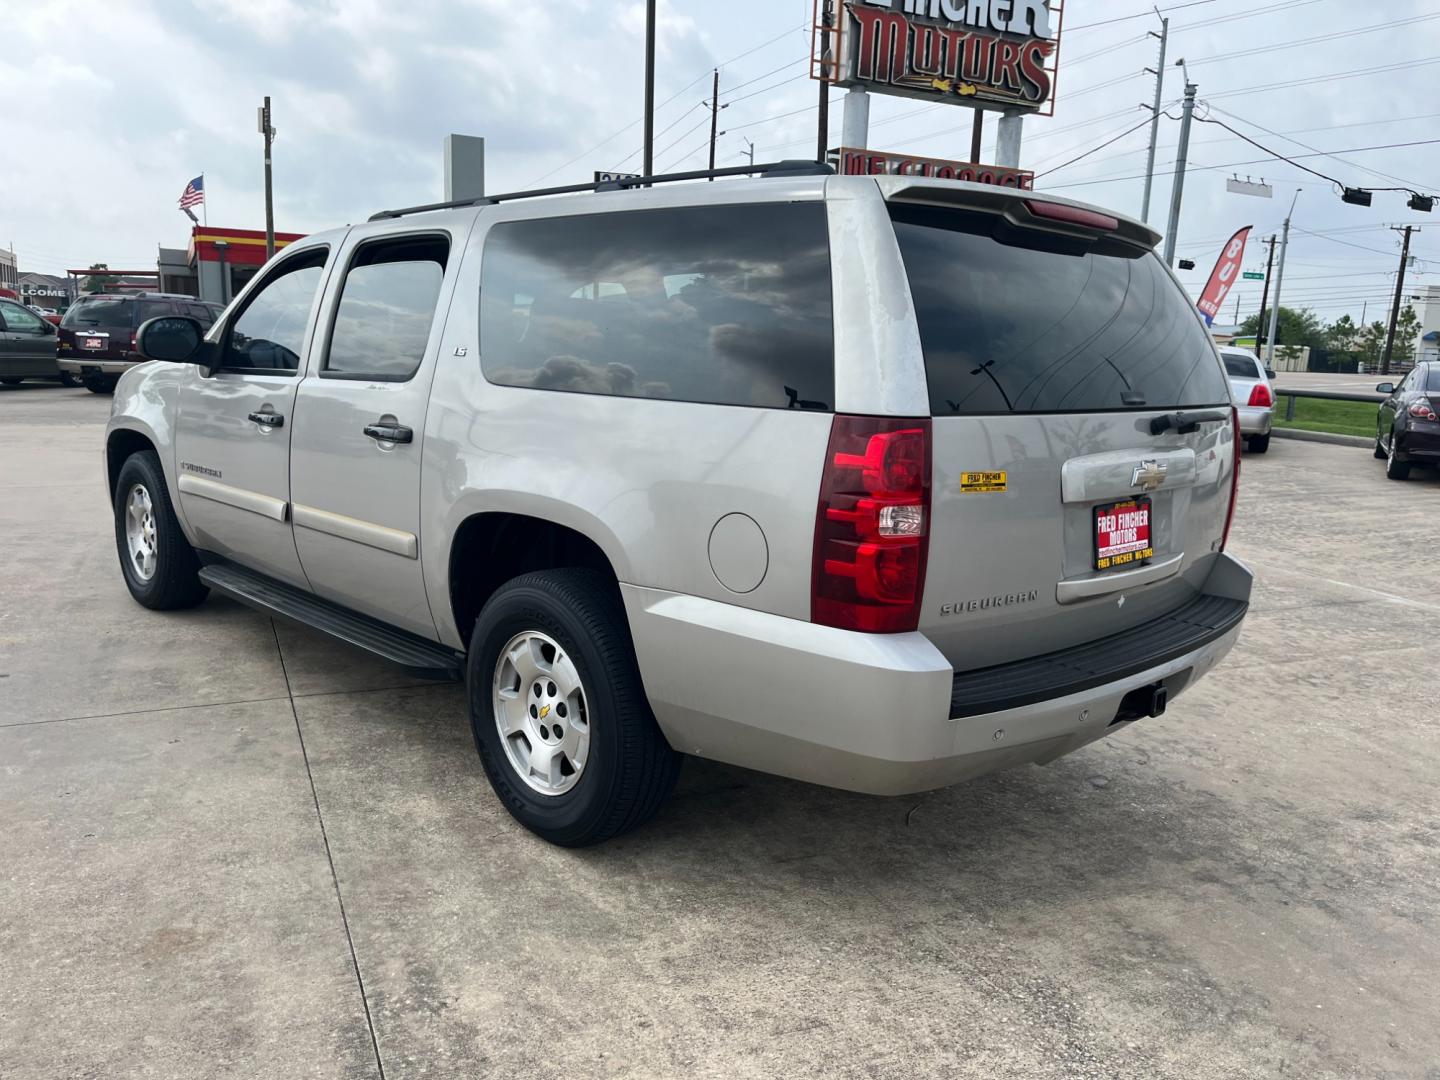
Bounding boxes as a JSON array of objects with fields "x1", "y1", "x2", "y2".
[{"x1": 368, "y1": 160, "x2": 834, "y2": 222}]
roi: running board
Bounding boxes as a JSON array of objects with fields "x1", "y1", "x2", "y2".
[{"x1": 198, "y1": 562, "x2": 464, "y2": 680}]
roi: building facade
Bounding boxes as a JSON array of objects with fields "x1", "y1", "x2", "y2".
[{"x1": 188, "y1": 226, "x2": 304, "y2": 303}]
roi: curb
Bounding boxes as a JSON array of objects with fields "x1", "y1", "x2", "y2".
[{"x1": 1272, "y1": 427, "x2": 1373, "y2": 449}]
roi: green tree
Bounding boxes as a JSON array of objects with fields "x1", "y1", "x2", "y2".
[
  {"x1": 1327, "y1": 314, "x2": 1358, "y2": 354},
  {"x1": 1238, "y1": 305, "x2": 1328, "y2": 349},
  {"x1": 1390, "y1": 305, "x2": 1421, "y2": 364},
  {"x1": 82, "y1": 263, "x2": 118, "y2": 294},
  {"x1": 1359, "y1": 320, "x2": 1387, "y2": 366}
]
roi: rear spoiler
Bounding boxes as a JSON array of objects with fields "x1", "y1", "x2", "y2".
[{"x1": 870, "y1": 175, "x2": 1161, "y2": 252}]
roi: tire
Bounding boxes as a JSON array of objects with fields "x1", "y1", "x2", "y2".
[
  {"x1": 467, "y1": 568, "x2": 680, "y2": 847},
  {"x1": 1374, "y1": 435, "x2": 1387, "y2": 460},
  {"x1": 1385, "y1": 431, "x2": 1411, "y2": 481},
  {"x1": 85, "y1": 376, "x2": 117, "y2": 395},
  {"x1": 113, "y1": 450, "x2": 209, "y2": 610},
  {"x1": 60, "y1": 372, "x2": 82, "y2": 388},
  {"x1": 1247, "y1": 433, "x2": 1270, "y2": 454}
]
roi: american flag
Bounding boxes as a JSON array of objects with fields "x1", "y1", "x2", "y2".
[{"x1": 178, "y1": 175, "x2": 205, "y2": 209}]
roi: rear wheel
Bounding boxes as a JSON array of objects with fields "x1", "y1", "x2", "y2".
[
  {"x1": 1374, "y1": 434, "x2": 1387, "y2": 460},
  {"x1": 113, "y1": 451, "x2": 209, "y2": 609},
  {"x1": 85, "y1": 375, "x2": 117, "y2": 394},
  {"x1": 1385, "y1": 431, "x2": 1411, "y2": 481},
  {"x1": 1247, "y1": 433, "x2": 1270, "y2": 454},
  {"x1": 467, "y1": 568, "x2": 680, "y2": 847}
]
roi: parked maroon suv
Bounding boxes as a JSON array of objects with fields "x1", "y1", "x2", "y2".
[{"x1": 58, "y1": 293, "x2": 223, "y2": 393}]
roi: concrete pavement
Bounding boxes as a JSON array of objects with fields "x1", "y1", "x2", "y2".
[{"x1": 3, "y1": 383, "x2": 1439, "y2": 1079}]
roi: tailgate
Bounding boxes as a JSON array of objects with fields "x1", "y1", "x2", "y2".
[{"x1": 884, "y1": 194, "x2": 1237, "y2": 669}]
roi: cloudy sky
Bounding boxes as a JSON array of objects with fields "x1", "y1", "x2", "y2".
[{"x1": 3, "y1": 0, "x2": 1435, "y2": 329}]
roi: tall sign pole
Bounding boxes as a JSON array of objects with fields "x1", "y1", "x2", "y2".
[
  {"x1": 708, "y1": 69, "x2": 720, "y2": 176},
  {"x1": 643, "y1": 0, "x2": 657, "y2": 176},
  {"x1": 259, "y1": 97, "x2": 275, "y2": 261},
  {"x1": 1380, "y1": 225, "x2": 1418, "y2": 376},
  {"x1": 1161, "y1": 74, "x2": 1195, "y2": 266},
  {"x1": 1140, "y1": 17, "x2": 1168, "y2": 222},
  {"x1": 816, "y1": 1, "x2": 833, "y2": 164}
]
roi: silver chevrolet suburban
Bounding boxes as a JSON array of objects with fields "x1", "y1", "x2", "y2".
[{"x1": 104, "y1": 164, "x2": 1251, "y2": 846}]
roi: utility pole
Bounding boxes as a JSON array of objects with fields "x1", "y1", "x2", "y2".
[
  {"x1": 740, "y1": 137, "x2": 755, "y2": 170},
  {"x1": 258, "y1": 97, "x2": 275, "y2": 261},
  {"x1": 1161, "y1": 70, "x2": 1195, "y2": 266},
  {"x1": 708, "y1": 69, "x2": 720, "y2": 176},
  {"x1": 1140, "y1": 15, "x2": 1169, "y2": 222},
  {"x1": 970, "y1": 111, "x2": 983, "y2": 164},
  {"x1": 1265, "y1": 190, "x2": 1301, "y2": 370},
  {"x1": 643, "y1": 0, "x2": 656, "y2": 176},
  {"x1": 1380, "y1": 225, "x2": 1418, "y2": 376},
  {"x1": 817, "y1": 1, "x2": 833, "y2": 164},
  {"x1": 1253, "y1": 235, "x2": 1276, "y2": 353}
]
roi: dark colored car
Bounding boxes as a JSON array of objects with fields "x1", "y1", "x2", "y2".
[
  {"x1": 0, "y1": 298, "x2": 63, "y2": 386},
  {"x1": 58, "y1": 293, "x2": 223, "y2": 394},
  {"x1": 1375, "y1": 361, "x2": 1440, "y2": 480}
]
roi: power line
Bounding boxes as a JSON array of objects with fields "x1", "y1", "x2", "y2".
[
  {"x1": 1207, "y1": 56, "x2": 1440, "y2": 102},
  {"x1": 1067, "y1": 0, "x2": 1220, "y2": 32},
  {"x1": 1034, "y1": 118, "x2": 1156, "y2": 179},
  {"x1": 1185, "y1": 11, "x2": 1440, "y2": 68}
]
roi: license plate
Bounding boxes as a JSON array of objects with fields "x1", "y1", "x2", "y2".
[
  {"x1": 1094, "y1": 497, "x2": 1153, "y2": 571},
  {"x1": 81, "y1": 336, "x2": 106, "y2": 350}
]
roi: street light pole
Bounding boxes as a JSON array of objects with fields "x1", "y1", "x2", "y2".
[
  {"x1": 643, "y1": 0, "x2": 657, "y2": 176},
  {"x1": 1265, "y1": 189, "x2": 1301, "y2": 370},
  {"x1": 1140, "y1": 15, "x2": 1169, "y2": 222},
  {"x1": 1161, "y1": 67, "x2": 1195, "y2": 266}
]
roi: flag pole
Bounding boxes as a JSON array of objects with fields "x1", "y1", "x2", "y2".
[{"x1": 202, "y1": 173, "x2": 207, "y2": 227}]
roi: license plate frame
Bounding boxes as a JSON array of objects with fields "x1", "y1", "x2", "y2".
[
  {"x1": 1093, "y1": 496, "x2": 1154, "y2": 571},
  {"x1": 80, "y1": 335, "x2": 107, "y2": 351}
]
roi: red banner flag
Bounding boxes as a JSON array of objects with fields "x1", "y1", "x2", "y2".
[{"x1": 1196, "y1": 226, "x2": 1252, "y2": 327}]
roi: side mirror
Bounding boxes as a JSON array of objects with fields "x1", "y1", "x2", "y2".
[
  {"x1": 1375, "y1": 382, "x2": 1395, "y2": 395},
  {"x1": 1264, "y1": 368, "x2": 1276, "y2": 380},
  {"x1": 137, "y1": 316, "x2": 205, "y2": 364}
]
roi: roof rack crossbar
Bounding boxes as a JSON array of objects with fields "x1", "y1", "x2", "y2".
[{"x1": 368, "y1": 160, "x2": 833, "y2": 221}]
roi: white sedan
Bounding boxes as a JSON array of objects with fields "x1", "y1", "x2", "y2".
[{"x1": 1222, "y1": 347, "x2": 1276, "y2": 454}]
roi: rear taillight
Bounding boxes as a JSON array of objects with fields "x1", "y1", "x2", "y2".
[
  {"x1": 1247, "y1": 383, "x2": 1273, "y2": 408},
  {"x1": 1408, "y1": 400, "x2": 1438, "y2": 421},
  {"x1": 129, "y1": 330, "x2": 138, "y2": 351},
  {"x1": 1222, "y1": 407, "x2": 1241, "y2": 552},
  {"x1": 813, "y1": 415, "x2": 931, "y2": 633}
]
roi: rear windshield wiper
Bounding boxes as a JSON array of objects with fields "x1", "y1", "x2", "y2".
[{"x1": 1149, "y1": 408, "x2": 1231, "y2": 436}]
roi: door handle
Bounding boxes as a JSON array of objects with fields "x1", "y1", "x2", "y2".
[
  {"x1": 248, "y1": 411, "x2": 284, "y2": 428},
  {"x1": 364, "y1": 423, "x2": 413, "y2": 444}
]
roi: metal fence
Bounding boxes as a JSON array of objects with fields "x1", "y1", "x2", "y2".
[{"x1": 1272, "y1": 387, "x2": 1385, "y2": 421}]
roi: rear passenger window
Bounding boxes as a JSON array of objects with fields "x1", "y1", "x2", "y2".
[
  {"x1": 891, "y1": 204, "x2": 1230, "y2": 415},
  {"x1": 480, "y1": 203, "x2": 834, "y2": 410},
  {"x1": 137, "y1": 301, "x2": 173, "y2": 325},
  {"x1": 1223, "y1": 355, "x2": 1260, "y2": 379},
  {"x1": 324, "y1": 235, "x2": 449, "y2": 380}
]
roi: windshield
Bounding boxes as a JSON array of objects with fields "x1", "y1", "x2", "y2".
[
  {"x1": 61, "y1": 298, "x2": 134, "y2": 328},
  {"x1": 891, "y1": 204, "x2": 1230, "y2": 415}
]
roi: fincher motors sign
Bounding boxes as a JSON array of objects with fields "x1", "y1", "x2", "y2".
[{"x1": 820, "y1": 0, "x2": 1061, "y2": 115}]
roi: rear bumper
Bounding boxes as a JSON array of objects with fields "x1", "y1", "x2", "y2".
[
  {"x1": 1396, "y1": 424, "x2": 1440, "y2": 459},
  {"x1": 624, "y1": 552, "x2": 1253, "y2": 796},
  {"x1": 1236, "y1": 404, "x2": 1273, "y2": 437},
  {"x1": 58, "y1": 357, "x2": 138, "y2": 375}
]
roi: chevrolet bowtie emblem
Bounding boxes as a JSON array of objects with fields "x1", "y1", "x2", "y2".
[
  {"x1": 1131, "y1": 459, "x2": 1167, "y2": 492},
  {"x1": 539, "y1": 705, "x2": 550, "y2": 719}
]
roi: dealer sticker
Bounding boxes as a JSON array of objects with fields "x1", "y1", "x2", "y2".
[{"x1": 960, "y1": 471, "x2": 1007, "y2": 493}]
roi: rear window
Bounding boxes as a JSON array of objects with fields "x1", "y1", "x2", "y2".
[
  {"x1": 1222, "y1": 353, "x2": 1261, "y2": 379},
  {"x1": 480, "y1": 203, "x2": 834, "y2": 410},
  {"x1": 891, "y1": 205, "x2": 1230, "y2": 415},
  {"x1": 62, "y1": 297, "x2": 134, "y2": 328}
]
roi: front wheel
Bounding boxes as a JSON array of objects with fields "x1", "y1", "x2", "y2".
[
  {"x1": 467, "y1": 569, "x2": 680, "y2": 847},
  {"x1": 1374, "y1": 434, "x2": 1387, "y2": 460},
  {"x1": 113, "y1": 451, "x2": 209, "y2": 609},
  {"x1": 59, "y1": 371, "x2": 82, "y2": 388}
]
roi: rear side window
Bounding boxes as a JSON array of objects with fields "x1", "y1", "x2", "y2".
[
  {"x1": 324, "y1": 234, "x2": 449, "y2": 380},
  {"x1": 1222, "y1": 354, "x2": 1261, "y2": 379},
  {"x1": 137, "y1": 300, "x2": 173, "y2": 325},
  {"x1": 1427, "y1": 366, "x2": 1440, "y2": 393},
  {"x1": 480, "y1": 203, "x2": 834, "y2": 410},
  {"x1": 62, "y1": 297, "x2": 133, "y2": 328},
  {"x1": 891, "y1": 205, "x2": 1230, "y2": 415}
]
